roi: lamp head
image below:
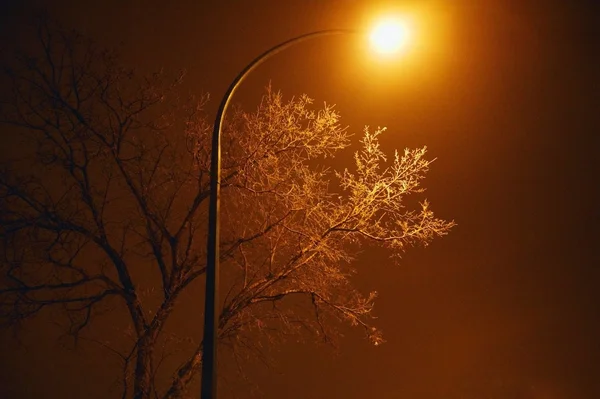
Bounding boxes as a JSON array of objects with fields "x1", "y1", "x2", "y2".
[{"x1": 369, "y1": 18, "x2": 410, "y2": 55}]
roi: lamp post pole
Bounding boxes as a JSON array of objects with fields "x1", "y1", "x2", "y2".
[{"x1": 200, "y1": 29, "x2": 355, "y2": 399}]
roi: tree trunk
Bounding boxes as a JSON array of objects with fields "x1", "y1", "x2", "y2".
[{"x1": 133, "y1": 336, "x2": 155, "y2": 399}]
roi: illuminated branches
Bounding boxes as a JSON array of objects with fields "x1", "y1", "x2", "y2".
[{"x1": 0, "y1": 18, "x2": 454, "y2": 399}]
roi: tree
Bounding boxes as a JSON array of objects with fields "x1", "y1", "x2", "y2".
[{"x1": 0, "y1": 18, "x2": 455, "y2": 399}]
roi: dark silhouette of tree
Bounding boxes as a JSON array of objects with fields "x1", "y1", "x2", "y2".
[{"x1": 0, "y1": 18, "x2": 454, "y2": 399}]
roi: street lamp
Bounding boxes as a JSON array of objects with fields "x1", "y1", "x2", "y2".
[
  {"x1": 201, "y1": 21, "x2": 409, "y2": 399},
  {"x1": 369, "y1": 18, "x2": 411, "y2": 54}
]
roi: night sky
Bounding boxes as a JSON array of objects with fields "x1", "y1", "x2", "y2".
[{"x1": 1, "y1": 0, "x2": 599, "y2": 398}]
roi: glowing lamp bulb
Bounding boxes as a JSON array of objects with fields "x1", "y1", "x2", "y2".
[{"x1": 369, "y1": 19, "x2": 409, "y2": 54}]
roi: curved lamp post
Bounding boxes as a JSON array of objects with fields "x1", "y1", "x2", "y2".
[{"x1": 201, "y1": 22, "x2": 409, "y2": 399}]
